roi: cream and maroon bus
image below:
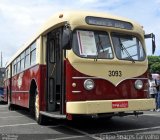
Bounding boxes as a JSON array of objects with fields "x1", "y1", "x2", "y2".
[{"x1": 4, "y1": 11, "x2": 156, "y2": 124}]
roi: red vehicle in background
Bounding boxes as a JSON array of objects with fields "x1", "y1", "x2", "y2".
[
  {"x1": 4, "y1": 11, "x2": 156, "y2": 124},
  {"x1": 0, "y1": 67, "x2": 5, "y2": 102}
]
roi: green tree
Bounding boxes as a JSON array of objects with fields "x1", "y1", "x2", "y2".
[{"x1": 148, "y1": 56, "x2": 160, "y2": 73}]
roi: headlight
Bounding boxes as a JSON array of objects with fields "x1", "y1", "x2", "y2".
[
  {"x1": 84, "y1": 79, "x2": 95, "y2": 90},
  {"x1": 135, "y1": 80, "x2": 143, "y2": 90}
]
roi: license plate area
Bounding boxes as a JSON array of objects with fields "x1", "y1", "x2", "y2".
[{"x1": 112, "y1": 101, "x2": 128, "y2": 108}]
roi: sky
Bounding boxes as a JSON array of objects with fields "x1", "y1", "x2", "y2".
[{"x1": 0, "y1": 0, "x2": 160, "y2": 66}]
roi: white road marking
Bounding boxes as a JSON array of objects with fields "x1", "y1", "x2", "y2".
[
  {"x1": 0, "y1": 123, "x2": 37, "y2": 128},
  {"x1": 93, "y1": 126, "x2": 160, "y2": 138},
  {"x1": 0, "y1": 106, "x2": 7, "y2": 108},
  {"x1": 0, "y1": 116, "x2": 24, "y2": 119},
  {"x1": 63, "y1": 125, "x2": 102, "y2": 140},
  {"x1": 0, "y1": 111, "x2": 16, "y2": 113},
  {"x1": 49, "y1": 135, "x2": 85, "y2": 140},
  {"x1": 143, "y1": 114, "x2": 160, "y2": 116}
]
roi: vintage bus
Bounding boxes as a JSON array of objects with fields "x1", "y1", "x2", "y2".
[
  {"x1": 4, "y1": 11, "x2": 156, "y2": 124},
  {"x1": 0, "y1": 87, "x2": 4, "y2": 101}
]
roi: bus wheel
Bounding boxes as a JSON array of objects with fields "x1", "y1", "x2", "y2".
[
  {"x1": 8, "y1": 100, "x2": 14, "y2": 111},
  {"x1": 35, "y1": 92, "x2": 45, "y2": 125},
  {"x1": 8, "y1": 103, "x2": 13, "y2": 110},
  {"x1": 106, "y1": 116, "x2": 112, "y2": 120}
]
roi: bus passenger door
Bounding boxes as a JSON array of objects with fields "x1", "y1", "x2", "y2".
[
  {"x1": 47, "y1": 34, "x2": 56, "y2": 112},
  {"x1": 46, "y1": 29, "x2": 62, "y2": 112}
]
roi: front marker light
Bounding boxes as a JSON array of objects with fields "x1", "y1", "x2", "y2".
[
  {"x1": 84, "y1": 79, "x2": 95, "y2": 90},
  {"x1": 135, "y1": 80, "x2": 143, "y2": 90}
]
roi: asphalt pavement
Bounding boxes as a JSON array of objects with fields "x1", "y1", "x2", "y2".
[{"x1": 0, "y1": 103, "x2": 160, "y2": 140}]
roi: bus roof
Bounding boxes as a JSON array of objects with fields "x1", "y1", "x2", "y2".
[{"x1": 6, "y1": 11, "x2": 143, "y2": 67}]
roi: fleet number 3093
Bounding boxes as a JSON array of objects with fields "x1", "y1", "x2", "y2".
[{"x1": 108, "y1": 70, "x2": 122, "y2": 77}]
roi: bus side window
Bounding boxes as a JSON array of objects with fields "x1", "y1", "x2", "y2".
[
  {"x1": 17, "y1": 56, "x2": 20, "y2": 73},
  {"x1": 20, "y1": 52, "x2": 25, "y2": 71},
  {"x1": 30, "y1": 43, "x2": 36, "y2": 66},
  {"x1": 13, "y1": 60, "x2": 17, "y2": 75},
  {"x1": 12, "y1": 63, "x2": 14, "y2": 75},
  {"x1": 25, "y1": 48, "x2": 30, "y2": 68}
]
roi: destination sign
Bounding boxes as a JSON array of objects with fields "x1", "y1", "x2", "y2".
[{"x1": 86, "y1": 16, "x2": 133, "y2": 30}]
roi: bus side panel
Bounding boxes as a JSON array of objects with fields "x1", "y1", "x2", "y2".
[
  {"x1": 66, "y1": 60, "x2": 75, "y2": 101},
  {"x1": 4, "y1": 79, "x2": 10, "y2": 102},
  {"x1": 39, "y1": 65, "x2": 47, "y2": 111},
  {"x1": 66, "y1": 59, "x2": 148, "y2": 102},
  {"x1": 22, "y1": 65, "x2": 40, "y2": 108},
  {"x1": 5, "y1": 64, "x2": 46, "y2": 110},
  {"x1": 10, "y1": 65, "x2": 41, "y2": 108}
]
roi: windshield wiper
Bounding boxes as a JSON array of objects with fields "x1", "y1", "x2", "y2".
[
  {"x1": 97, "y1": 35, "x2": 105, "y2": 52},
  {"x1": 94, "y1": 53, "x2": 98, "y2": 61},
  {"x1": 119, "y1": 38, "x2": 135, "y2": 63},
  {"x1": 94, "y1": 35, "x2": 105, "y2": 61}
]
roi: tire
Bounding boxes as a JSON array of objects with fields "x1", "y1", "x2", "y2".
[
  {"x1": 8, "y1": 103, "x2": 13, "y2": 110},
  {"x1": 106, "y1": 116, "x2": 112, "y2": 120},
  {"x1": 34, "y1": 91, "x2": 45, "y2": 125},
  {"x1": 8, "y1": 98, "x2": 14, "y2": 111}
]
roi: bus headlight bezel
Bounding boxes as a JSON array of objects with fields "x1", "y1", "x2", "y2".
[
  {"x1": 84, "y1": 79, "x2": 95, "y2": 90},
  {"x1": 135, "y1": 80, "x2": 143, "y2": 90}
]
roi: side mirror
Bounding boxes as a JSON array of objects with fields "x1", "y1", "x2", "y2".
[
  {"x1": 144, "y1": 33, "x2": 156, "y2": 54},
  {"x1": 62, "y1": 28, "x2": 72, "y2": 50}
]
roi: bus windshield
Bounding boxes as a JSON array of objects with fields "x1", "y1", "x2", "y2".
[
  {"x1": 72, "y1": 30, "x2": 146, "y2": 61},
  {"x1": 111, "y1": 33, "x2": 146, "y2": 61},
  {"x1": 72, "y1": 30, "x2": 113, "y2": 59}
]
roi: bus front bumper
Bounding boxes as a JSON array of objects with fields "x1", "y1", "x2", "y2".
[{"x1": 66, "y1": 99, "x2": 155, "y2": 114}]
